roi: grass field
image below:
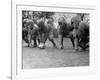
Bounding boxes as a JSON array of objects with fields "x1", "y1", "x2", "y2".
[{"x1": 22, "y1": 38, "x2": 89, "y2": 69}]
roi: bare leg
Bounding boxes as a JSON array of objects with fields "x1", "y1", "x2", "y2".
[
  {"x1": 73, "y1": 29, "x2": 79, "y2": 51},
  {"x1": 58, "y1": 34, "x2": 63, "y2": 49},
  {"x1": 74, "y1": 38, "x2": 79, "y2": 50},
  {"x1": 48, "y1": 34, "x2": 57, "y2": 48},
  {"x1": 27, "y1": 33, "x2": 31, "y2": 47}
]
